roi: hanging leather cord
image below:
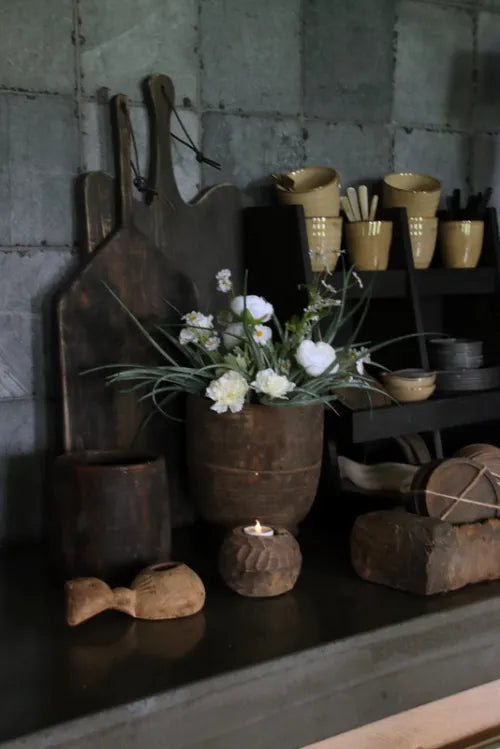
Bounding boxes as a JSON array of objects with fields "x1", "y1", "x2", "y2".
[{"x1": 161, "y1": 85, "x2": 221, "y2": 170}]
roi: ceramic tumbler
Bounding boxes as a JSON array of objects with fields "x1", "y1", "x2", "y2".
[
  {"x1": 408, "y1": 217, "x2": 438, "y2": 269},
  {"x1": 345, "y1": 220, "x2": 392, "y2": 271},
  {"x1": 382, "y1": 172, "x2": 441, "y2": 217},
  {"x1": 439, "y1": 220, "x2": 484, "y2": 268},
  {"x1": 305, "y1": 216, "x2": 343, "y2": 272},
  {"x1": 275, "y1": 166, "x2": 340, "y2": 217}
]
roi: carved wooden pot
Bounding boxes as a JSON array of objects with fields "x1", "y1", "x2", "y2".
[
  {"x1": 187, "y1": 396, "x2": 324, "y2": 532},
  {"x1": 66, "y1": 561, "x2": 205, "y2": 626},
  {"x1": 51, "y1": 450, "x2": 171, "y2": 585},
  {"x1": 218, "y1": 526, "x2": 302, "y2": 597}
]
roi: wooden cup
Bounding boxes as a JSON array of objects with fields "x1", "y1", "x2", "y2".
[
  {"x1": 382, "y1": 172, "x2": 441, "y2": 217},
  {"x1": 439, "y1": 220, "x2": 484, "y2": 268},
  {"x1": 408, "y1": 217, "x2": 438, "y2": 269},
  {"x1": 305, "y1": 216, "x2": 343, "y2": 272},
  {"x1": 345, "y1": 220, "x2": 392, "y2": 271},
  {"x1": 275, "y1": 166, "x2": 340, "y2": 217}
]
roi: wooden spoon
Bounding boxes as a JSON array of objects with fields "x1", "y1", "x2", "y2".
[
  {"x1": 347, "y1": 186, "x2": 362, "y2": 222},
  {"x1": 341, "y1": 196, "x2": 355, "y2": 222},
  {"x1": 358, "y1": 185, "x2": 369, "y2": 221},
  {"x1": 272, "y1": 173, "x2": 295, "y2": 191},
  {"x1": 369, "y1": 195, "x2": 379, "y2": 220}
]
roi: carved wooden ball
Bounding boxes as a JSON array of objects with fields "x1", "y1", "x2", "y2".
[{"x1": 218, "y1": 527, "x2": 302, "y2": 597}]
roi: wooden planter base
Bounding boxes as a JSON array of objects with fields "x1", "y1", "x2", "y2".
[{"x1": 351, "y1": 510, "x2": 500, "y2": 595}]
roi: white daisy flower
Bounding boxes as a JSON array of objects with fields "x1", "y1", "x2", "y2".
[{"x1": 252, "y1": 324, "x2": 272, "y2": 345}]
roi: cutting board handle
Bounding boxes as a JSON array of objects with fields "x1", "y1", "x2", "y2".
[
  {"x1": 144, "y1": 73, "x2": 182, "y2": 209},
  {"x1": 112, "y1": 94, "x2": 134, "y2": 227}
]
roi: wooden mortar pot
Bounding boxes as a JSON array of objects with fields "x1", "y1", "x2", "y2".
[
  {"x1": 439, "y1": 220, "x2": 484, "y2": 268},
  {"x1": 186, "y1": 396, "x2": 324, "y2": 532},
  {"x1": 345, "y1": 220, "x2": 392, "y2": 270}
]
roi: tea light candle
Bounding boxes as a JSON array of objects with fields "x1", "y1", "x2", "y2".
[{"x1": 243, "y1": 519, "x2": 274, "y2": 537}]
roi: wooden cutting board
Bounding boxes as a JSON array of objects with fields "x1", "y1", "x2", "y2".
[
  {"x1": 58, "y1": 94, "x2": 196, "y2": 523},
  {"x1": 59, "y1": 75, "x2": 244, "y2": 525}
]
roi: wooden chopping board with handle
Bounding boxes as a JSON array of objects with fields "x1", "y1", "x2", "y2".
[{"x1": 58, "y1": 94, "x2": 196, "y2": 521}]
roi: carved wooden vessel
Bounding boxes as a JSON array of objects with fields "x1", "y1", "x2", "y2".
[
  {"x1": 66, "y1": 561, "x2": 205, "y2": 626},
  {"x1": 218, "y1": 527, "x2": 302, "y2": 598}
]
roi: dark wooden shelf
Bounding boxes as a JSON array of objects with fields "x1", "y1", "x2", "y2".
[
  {"x1": 331, "y1": 267, "x2": 498, "y2": 299},
  {"x1": 339, "y1": 390, "x2": 500, "y2": 443}
]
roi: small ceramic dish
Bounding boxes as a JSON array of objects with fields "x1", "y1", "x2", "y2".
[{"x1": 381, "y1": 370, "x2": 436, "y2": 402}]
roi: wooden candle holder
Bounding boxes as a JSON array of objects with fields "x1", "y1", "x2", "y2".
[{"x1": 218, "y1": 527, "x2": 302, "y2": 598}]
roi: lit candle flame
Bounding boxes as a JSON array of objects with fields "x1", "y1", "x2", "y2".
[{"x1": 254, "y1": 519, "x2": 262, "y2": 533}]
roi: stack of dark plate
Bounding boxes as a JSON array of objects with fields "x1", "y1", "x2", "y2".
[{"x1": 428, "y1": 338, "x2": 500, "y2": 393}]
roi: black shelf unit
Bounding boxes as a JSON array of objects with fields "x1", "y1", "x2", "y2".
[{"x1": 244, "y1": 204, "x2": 500, "y2": 459}]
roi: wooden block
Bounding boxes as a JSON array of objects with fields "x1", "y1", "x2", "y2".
[{"x1": 351, "y1": 510, "x2": 500, "y2": 595}]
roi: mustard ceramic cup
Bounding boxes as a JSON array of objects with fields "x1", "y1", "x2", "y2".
[
  {"x1": 408, "y1": 217, "x2": 438, "y2": 269},
  {"x1": 382, "y1": 172, "x2": 441, "y2": 217},
  {"x1": 345, "y1": 220, "x2": 392, "y2": 271},
  {"x1": 439, "y1": 220, "x2": 484, "y2": 268},
  {"x1": 275, "y1": 166, "x2": 340, "y2": 217},
  {"x1": 305, "y1": 216, "x2": 343, "y2": 272}
]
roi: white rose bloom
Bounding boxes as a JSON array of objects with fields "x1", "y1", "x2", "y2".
[
  {"x1": 252, "y1": 324, "x2": 272, "y2": 345},
  {"x1": 251, "y1": 369, "x2": 296, "y2": 399},
  {"x1": 296, "y1": 340, "x2": 339, "y2": 377},
  {"x1": 182, "y1": 311, "x2": 214, "y2": 330},
  {"x1": 179, "y1": 327, "x2": 197, "y2": 345},
  {"x1": 205, "y1": 370, "x2": 249, "y2": 414},
  {"x1": 223, "y1": 322, "x2": 244, "y2": 350},
  {"x1": 230, "y1": 294, "x2": 274, "y2": 322}
]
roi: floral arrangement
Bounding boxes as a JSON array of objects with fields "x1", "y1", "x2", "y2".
[{"x1": 102, "y1": 266, "x2": 388, "y2": 417}]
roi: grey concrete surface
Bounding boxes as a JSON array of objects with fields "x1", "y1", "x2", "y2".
[{"x1": 1, "y1": 0, "x2": 500, "y2": 547}]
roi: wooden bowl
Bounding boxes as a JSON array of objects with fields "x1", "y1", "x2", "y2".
[
  {"x1": 382, "y1": 172, "x2": 441, "y2": 217},
  {"x1": 408, "y1": 217, "x2": 438, "y2": 268},
  {"x1": 345, "y1": 220, "x2": 392, "y2": 270},
  {"x1": 439, "y1": 220, "x2": 484, "y2": 268},
  {"x1": 305, "y1": 216, "x2": 342, "y2": 272},
  {"x1": 275, "y1": 167, "x2": 340, "y2": 217}
]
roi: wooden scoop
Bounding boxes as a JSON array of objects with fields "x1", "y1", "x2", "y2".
[{"x1": 65, "y1": 562, "x2": 206, "y2": 626}]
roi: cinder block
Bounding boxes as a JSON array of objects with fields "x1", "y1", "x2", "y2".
[
  {"x1": 304, "y1": 122, "x2": 391, "y2": 189},
  {"x1": 394, "y1": 129, "x2": 469, "y2": 206},
  {"x1": 471, "y1": 133, "x2": 500, "y2": 212},
  {"x1": 0, "y1": 399, "x2": 48, "y2": 545},
  {"x1": 0, "y1": 94, "x2": 78, "y2": 247},
  {"x1": 0, "y1": 0, "x2": 74, "y2": 93},
  {"x1": 303, "y1": 0, "x2": 395, "y2": 122},
  {"x1": 201, "y1": 113, "x2": 304, "y2": 203},
  {"x1": 0, "y1": 313, "x2": 44, "y2": 400},
  {"x1": 393, "y1": 2, "x2": 473, "y2": 128},
  {"x1": 201, "y1": 0, "x2": 301, "y2": 114},
  {"x1": 0, "y1": 248, "x2": 75, "y2": 313},
  {"x1": 476, "y1": 11, "x2": 500, "y2": 129},
  {"x1": 80, "y1": 0, "x2": 198, "y2": 104}
]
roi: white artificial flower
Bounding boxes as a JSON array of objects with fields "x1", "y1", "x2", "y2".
[
  {"x1": 296, "y1": 340, "x2": 339, "y2": 377},
  {"x1": 205, "y1": 370, "x2": 249, "y2": 414},
  {"x1": 223, "y1": 322, "x2": 244, "y2": 350},
  {"x1": 252, "y1": 324, "x2": 272, "y2": 345},
  {"x1": 204, "y1": 335, "x2": 220, "y2": 352},
  {"x1": 354, "y1": 347, "x2": 371, "y2": 375},
  {"x1": 251, "y1": 368, "x2": 296, "y2": 400},
  {"x1": 230, "y1": 294, "x2": 274, "y2": 323},
  {"x1": 182, "y1": 311, "x2": 214, "y2": 330},
  {"x1": 179, "y1": 327, "x2": 197, "y2": 345},
  {"x1": 216, "y1": 268, "x2": 232, "y2": 293}
]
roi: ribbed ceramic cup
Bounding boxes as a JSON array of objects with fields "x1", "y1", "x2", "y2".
[
  {"x1": 439, "y1": 220, "x2": 484, "y2": 268},
  {"x1": 345, "y1": 220, "x2": 392, "y2": 271},
  {"x1": 305, "y1": 216, "x2": 343, "y2": 272},
  {"x1": 275, "y1": 166, "x2": 340, "y2": 217},
  {"x1": 382, "y1": 172, "x2": 441, "y2": 217},
  {"x1": 408, "y1": 217, "x2": 438, "y2": 269}
]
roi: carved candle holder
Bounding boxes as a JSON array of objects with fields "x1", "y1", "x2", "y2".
[{"x1": 218, "y1": 527, "x2": 302, "y2": 598}]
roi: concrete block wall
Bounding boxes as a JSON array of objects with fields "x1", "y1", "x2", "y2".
[{"x1": 0, "y1": 0, "x2": 499, "y2": 545}]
